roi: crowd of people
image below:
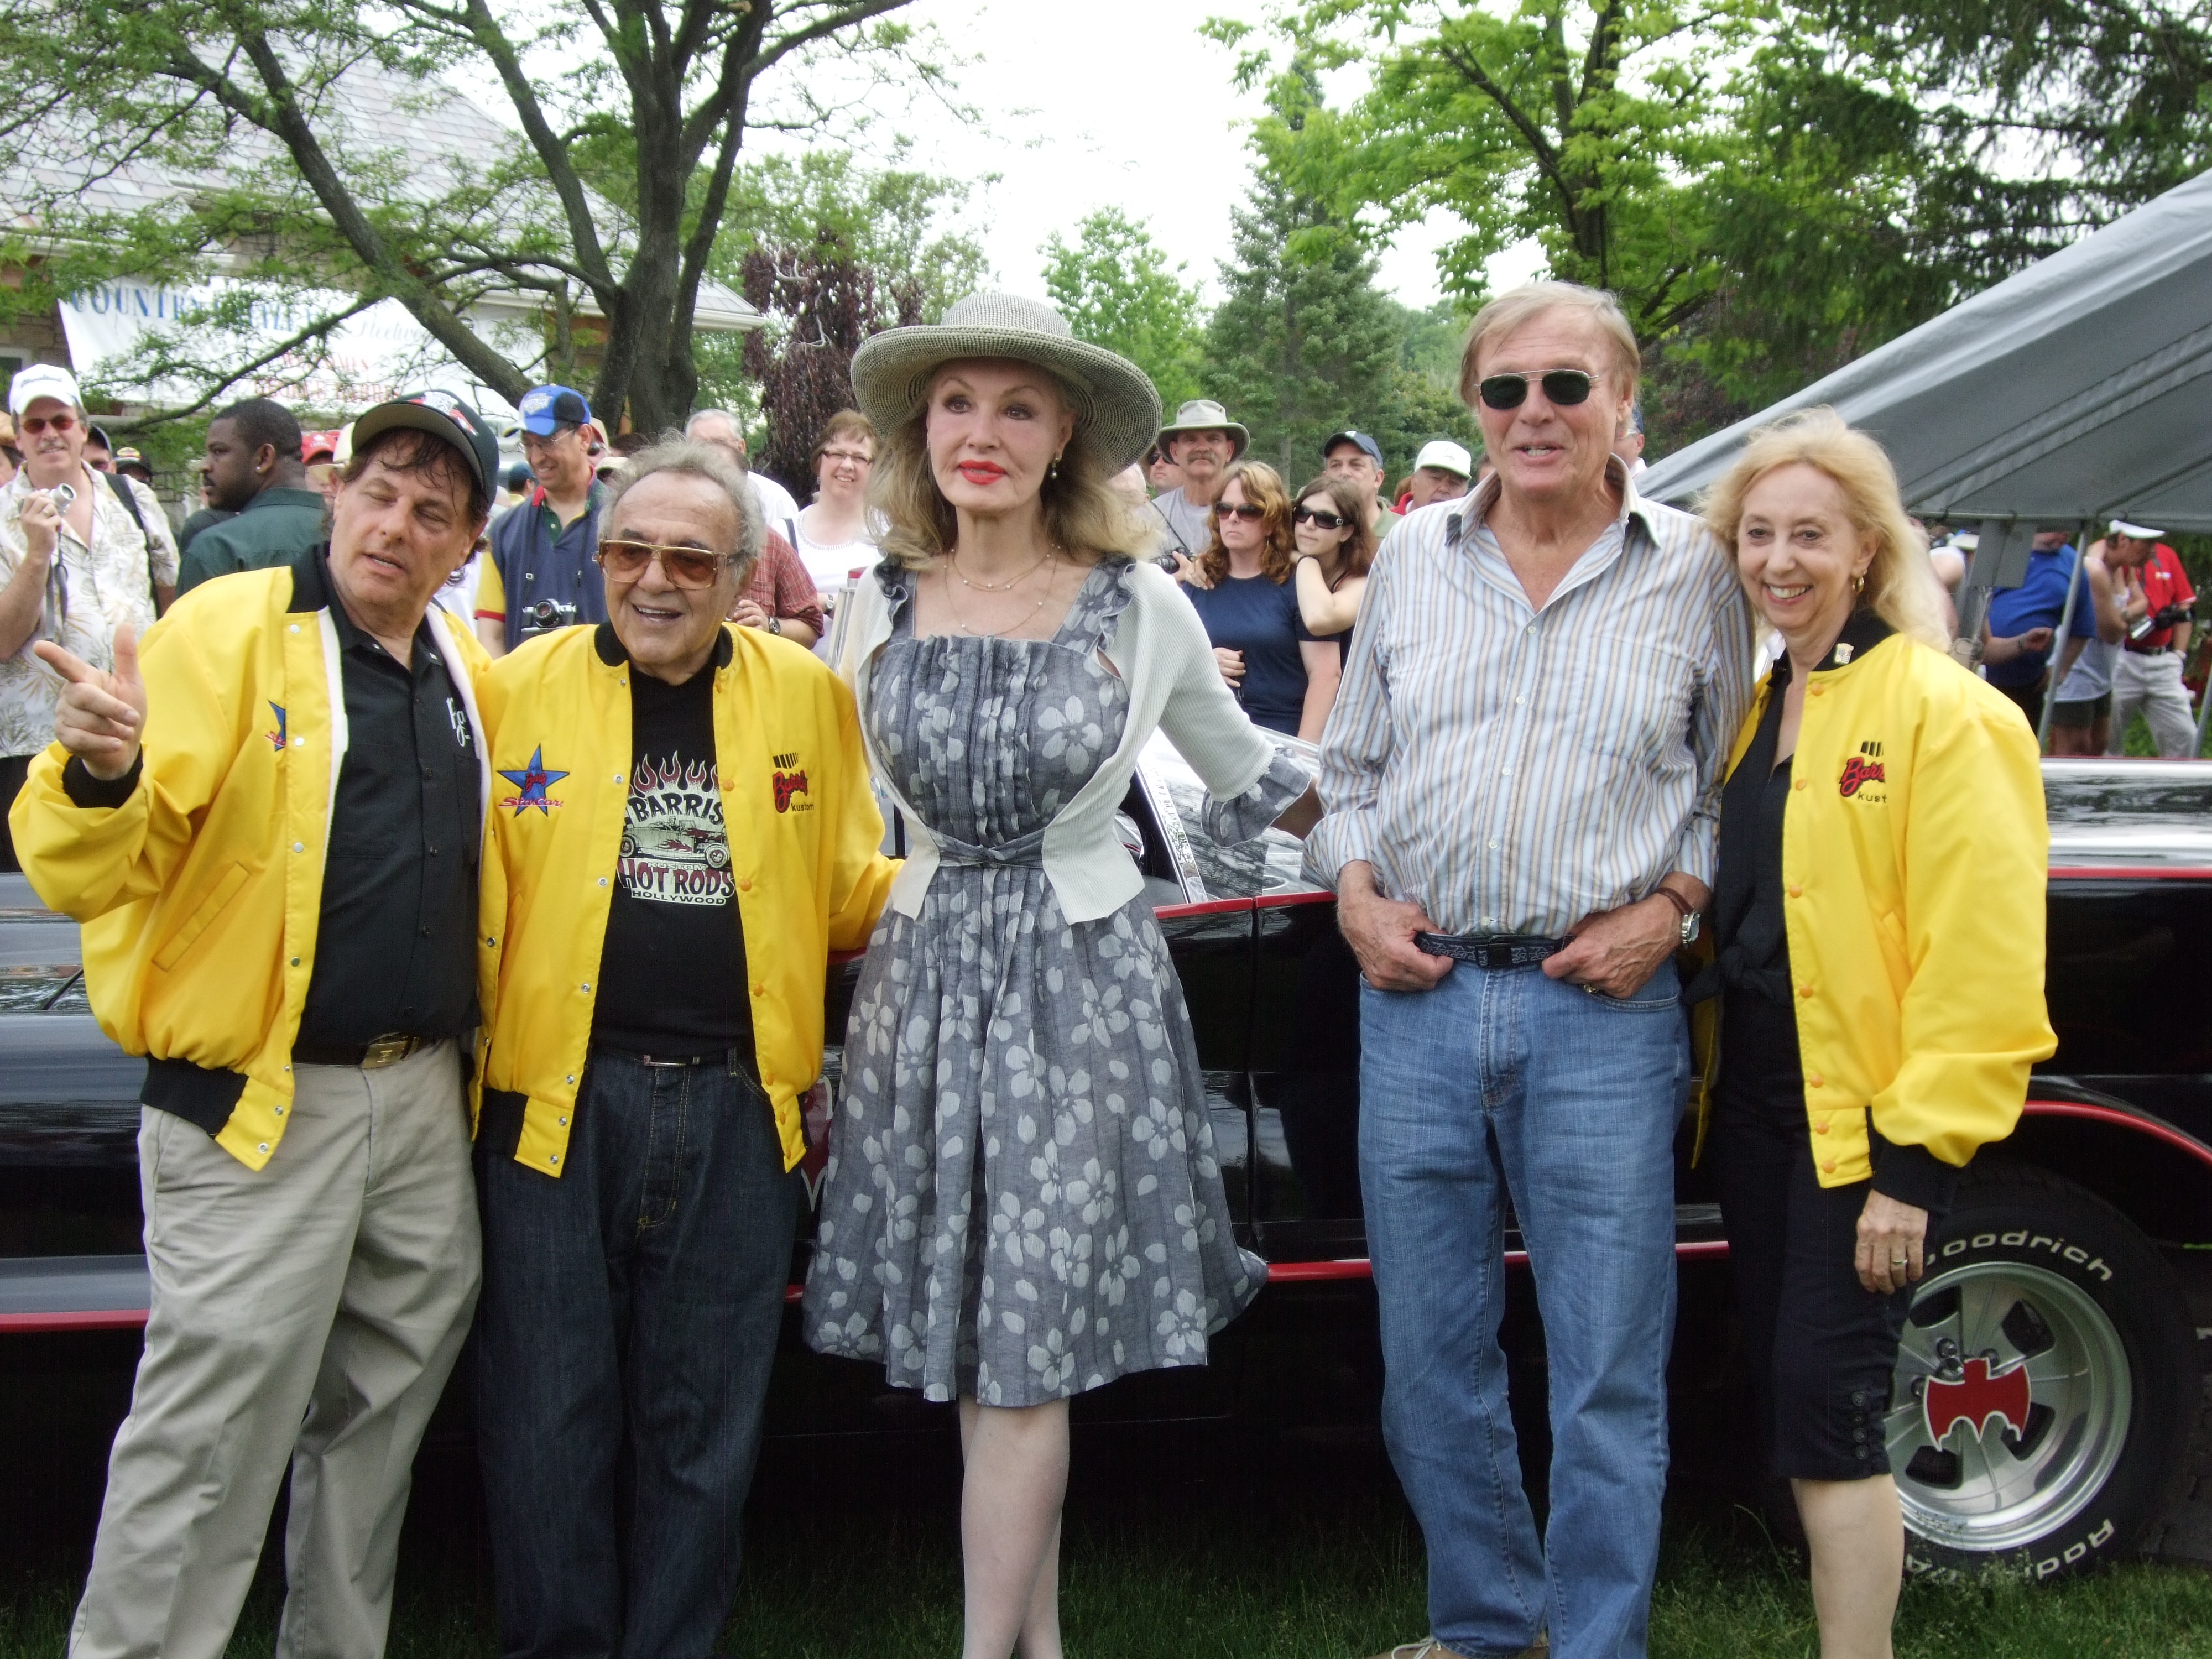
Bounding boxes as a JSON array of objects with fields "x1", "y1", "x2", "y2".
[{"x1": 0, "y1": 268, "x2": 2177, "y2": 1659}]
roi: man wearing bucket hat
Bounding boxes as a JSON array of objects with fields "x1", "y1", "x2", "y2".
[
  {"x1": 475, "y1": 383, "x2": 607, "y2": 655},
  {"x1": 11, "y1": 389, "x2": 499, "y2": 1659},
  {"x1": 1152, "y1": 395, "x2": 1250, "y2": 564},
  {"x1": 2103, "y1": 518, "x2": 2198, "y2": 756},
  {"x1": 804, "y1": 293, "x2": 1317, "y2": 1659}
]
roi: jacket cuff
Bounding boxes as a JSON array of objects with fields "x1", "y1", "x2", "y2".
[
  {"x1": 1871, "y1": 1139, "x2": 1961, "y2": 1213},
  {"x1": 62, "y1": 753, "x2": 143, "y2": 810}
]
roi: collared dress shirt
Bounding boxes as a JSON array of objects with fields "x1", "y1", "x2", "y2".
[
  {"x1": 293, "y1": 552, "x2": 482, "y2": 1046},
  {"x1": 1306, "y1": 462, "x2": 1756, "y2": 938}
]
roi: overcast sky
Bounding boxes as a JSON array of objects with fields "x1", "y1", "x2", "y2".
[{"x1": 750, "y1": 0, "x2": 1541, "y2": 311}]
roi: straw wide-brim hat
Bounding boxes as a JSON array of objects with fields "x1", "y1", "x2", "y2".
[{"x1": 849, "y1": 293, "x2": 1164, "y2": 474}]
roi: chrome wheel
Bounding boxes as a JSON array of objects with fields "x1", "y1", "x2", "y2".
[{"x1": 1888, "y1": 1260, "x2": 2132, "y2": 1554}]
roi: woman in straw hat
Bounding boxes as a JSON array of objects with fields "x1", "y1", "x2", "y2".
[{"x1": 805, "y1": 294, "x2": 1317, "y2": 1657}]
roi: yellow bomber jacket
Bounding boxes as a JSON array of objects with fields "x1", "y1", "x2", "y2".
[
  {"x1": 6, "y1": 554, "x2": 492, "y2": 1170},
  {"x1": 1704, "y1": 622, "x2": 2057, "y2": 1187},
  {"x1": 474, "y1": 622, "x2": 896, "y2": 1175}
]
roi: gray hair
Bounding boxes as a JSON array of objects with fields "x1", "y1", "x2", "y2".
[
  {"x1": 600, "y1": 436, "x2": 765, "y2": 590},
  {"x1": 685, "y1": 408, "x2": 742, "y2": 440},
  {"x1": 1457, "y1": 280, "x2": 1641, "y2": 405}
]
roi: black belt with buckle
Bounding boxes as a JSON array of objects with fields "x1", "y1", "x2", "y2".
[
  {"x1": 293, "y1": 1034, "x2": 433, "y2": 1070},
  {"x1": 2125, "y1": 643, "x2": 2171, "y2": 656},
  {"x1": 1413, "y1": 932, "x2": 1566, "y2": 969}
]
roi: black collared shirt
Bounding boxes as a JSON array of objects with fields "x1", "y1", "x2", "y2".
[{"x1": 294, "y1": 549, "x2": 482, "y2": 1047}]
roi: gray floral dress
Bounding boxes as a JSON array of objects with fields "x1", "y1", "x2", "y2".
[{"x1": 802, "y1": 560, "x2": 1302, "y2": 1407}]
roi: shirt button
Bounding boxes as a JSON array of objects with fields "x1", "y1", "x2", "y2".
[
  {"x1": 420, "y1": 927, "x2": 431, "y2": 938},
  {"x1": 581, "y1": 983, "x2": 591, "y2": 993},
  {"x1": 559, "y1": 1116, "x2": 568, "y2": 1126},
  {"x1": 258, "y1": 1143, "x2": 270, "y2": 1154},
  {"x1": 293, "y1": 841, "x2": 305, "y2": 853},
  {"x1": 1793, "y1": 779, "x2": 1808, "y2": 791},
  {"x1": 599, "y1": 877, "x2": 609, "y2": 887},
  {"x1": 738, "y1": 878, "x2": 753, "y2": 892},
  {"x1": 1822, "y1": 1160, "x2": 1838, "y2": 1174},
  {"x1": 1808, "y1": 1073, "x2": 1825, "y2": 1088},
  {"x1": 1486, "y1": 839, "x2": 1499, "y2": 851},
  {"x1": 549, "y1": 1152, "x2": 559, "y2": 1165},
  {"x1": 290, "y1": 957, "x2": 300, "y2": 967},
  {"x1": 614, "y1": 774, "x2": 624, "y2": 784},
  {"x1": 1787, "y1": 884, "x2": 1803, "y2": 898},
  {"x1": 1798, "y1": 984, "x2": 1814, "y2": 999},
  {"x1": 1814, "y1": 1120, "x2": 1829, "y2": 1134},
  {"x1": 752, "y1": 983, "x2": 765, "y2": 998},
  {"x1": 289, "y1": 624, "x2": 301, "y2": 634},
  {"x1": 1500, "y1": 765, "x2": 1511, "y2": 776},
  {"x1": 1811, "y1": 684, "x2": 1825, "y2": 696},
  {"x1": 566, "y1": 1074, "x2": 576, "y2": 1084}
]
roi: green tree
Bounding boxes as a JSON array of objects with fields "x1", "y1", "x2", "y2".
[
  {"x1": 1040, "y1": 208, "x2": 1207, "y2": 412},
  {"x1": 0, "y1": 0, "x2": 937, "y2": 428}
]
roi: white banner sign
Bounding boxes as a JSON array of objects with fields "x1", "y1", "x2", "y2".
[{"x1": 59, "y1": 277, "x2": 523, "y2": 419}]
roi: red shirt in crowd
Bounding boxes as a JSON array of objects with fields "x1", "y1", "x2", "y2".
[{"x1": 2136, "y1": 544, "x2": 2197, "y2": 650}]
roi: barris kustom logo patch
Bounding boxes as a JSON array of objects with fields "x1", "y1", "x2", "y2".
[
  {"x1": 771, "y1": 749, "x2": 811, "y2": 812},
  {"x1": 267, "y1": 702, "x2": 287, "y2": 752},
  {"x1": 1839, "y1": 739, "x2": 1885, "y2": 799}
]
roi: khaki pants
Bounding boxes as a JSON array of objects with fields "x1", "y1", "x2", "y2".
[
  {"x1": 70, "y1": 1041, "x2": 481, "y2": 1659},
  {"x1": 2107, "y1": 649, "x2": 2198, "y2": 757}
]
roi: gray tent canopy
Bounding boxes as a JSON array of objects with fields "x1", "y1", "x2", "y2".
[{"x1": 1640, "y1": 169, "x2": 2212, "y2": 533}]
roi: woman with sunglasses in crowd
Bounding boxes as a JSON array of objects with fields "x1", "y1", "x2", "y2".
[
  {"x1": 1181, "y1": 458, "x2": 1342, "y2": 739},
  {"x1": 1288, "y1": 474, "x2": 1378, "y2": 670}
]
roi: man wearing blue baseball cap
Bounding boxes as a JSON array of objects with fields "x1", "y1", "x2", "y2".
[
  {"x1": 476, "y1": 383, "x2": 607, "y2": 656},
  {"x1": 1323, "y1": 429, "x2": 1401, "y2": 535}
]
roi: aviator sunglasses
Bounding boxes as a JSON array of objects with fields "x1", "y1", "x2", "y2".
[
  {"x1": 1292, "y1": 505, "x2": 1349, "y2": 530},
  {"x1": 18, "y1": 412, "x2": 80, "y2": 436},
  {"x1": 596, "y1": 539, "x2": 732, "y2": 589},
  {"x1": 1477, "y1": 368, "x2": 1596, "y2": 411}
]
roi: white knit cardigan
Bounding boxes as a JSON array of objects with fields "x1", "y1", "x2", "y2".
[{"x1": 838, "y1": 556, "x2": 1277, "y2": 924}]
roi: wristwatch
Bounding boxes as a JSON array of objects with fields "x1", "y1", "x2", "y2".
[
  {"x1": 767, "y1": 616, "x2": 783, "y2": 635},
  {"x1": 1653, "y1": 885, "x2": 1701, "y2": 945}
]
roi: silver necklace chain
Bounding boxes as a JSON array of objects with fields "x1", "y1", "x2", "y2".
[{"x1": 940, "y1": 546, "x2": 1061, "y2": 638}]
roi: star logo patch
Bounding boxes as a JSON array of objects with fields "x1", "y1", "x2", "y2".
[{"x1": 497, "y1": 745, "x2": 569, "y2": 816}]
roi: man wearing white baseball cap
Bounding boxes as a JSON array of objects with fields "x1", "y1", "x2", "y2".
[
  {"x1": 0, "y1": 364, "x2": 177, "y2": 870},
  {"x1": 1407, "y1": 439, "x2": 1475, "y2": 510},
  {"x1": 2104, "y1": 519, "x2": 2198, "y2": 757}
]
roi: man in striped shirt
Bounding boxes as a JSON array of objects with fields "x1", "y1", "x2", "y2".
[{"x1": 1309, "y1": 283, "x2": 1755, "y2": 1659}]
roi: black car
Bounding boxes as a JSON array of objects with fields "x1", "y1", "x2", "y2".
[{"x1": 3, "y1": 745, "x2": 2209, "y2": 1584}]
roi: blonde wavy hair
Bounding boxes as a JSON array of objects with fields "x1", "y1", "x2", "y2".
[
  {"x1": 1700, "y1": 408, "x2": 1950, "y2": 650},
  {"x1": 1200, "y1": 460, "x2": 1297, "y2": 586},
  {"x1": 869, "y1": 362, "x2": 1155, "y2": 570}
]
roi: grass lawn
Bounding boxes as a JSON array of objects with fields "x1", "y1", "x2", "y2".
[{"x1": 2, "y1": 1486, "x2": 2206, "y2": 1658}]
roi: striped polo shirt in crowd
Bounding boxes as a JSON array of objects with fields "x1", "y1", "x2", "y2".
[{"x1": 1306, "y1": 461, "x2": 1757, "y2": 940}]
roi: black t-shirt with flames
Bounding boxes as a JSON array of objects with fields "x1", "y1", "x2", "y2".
[{"x1": 589, "y1": 662, "x2": 754, "y2": 1063}]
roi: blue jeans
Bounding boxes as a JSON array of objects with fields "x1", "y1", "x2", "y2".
[
  {"x1": 473, "y1": 1050, "x2": 797, "y2": 1659},
  {"x1": 1360, "y1": 960, "x2": 1686, "y2": 1659}
]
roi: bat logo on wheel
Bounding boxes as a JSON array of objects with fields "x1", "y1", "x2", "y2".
[{"x1": 1924, "y1": 1355, "x2": 2032, "y2": 1443}]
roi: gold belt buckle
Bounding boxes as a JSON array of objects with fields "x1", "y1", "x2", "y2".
[{"x1": 361, "y1": 1035, "x2": 414, "y2": 1070}]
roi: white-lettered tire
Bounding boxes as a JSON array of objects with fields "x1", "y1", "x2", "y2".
[{"x1": 1890, "y1": 1161, "x2": 2198, "y2": 1582}]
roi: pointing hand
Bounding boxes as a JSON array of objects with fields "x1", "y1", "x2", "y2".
[{"x1": 34, "y1": 625, "x2": 147, "y2": 781}]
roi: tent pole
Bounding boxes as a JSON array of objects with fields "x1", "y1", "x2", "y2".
[
  {"x1": 1952, "y1": 518, "x2": 2020, "y2": 671},
  {"x1": 2196, "y1": 632, "x2": 2212, "y2": 757},
  {"x1": 2036, "y1": 525, "x2": 2088, "y2": 753}
]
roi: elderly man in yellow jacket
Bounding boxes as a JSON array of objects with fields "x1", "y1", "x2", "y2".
[
  {"x1": 8, "y1": 393, "x2": 502, "y2": 1659},
  {"x1": 469, "y1": 436, "x2": 894, "y2": 1659}
]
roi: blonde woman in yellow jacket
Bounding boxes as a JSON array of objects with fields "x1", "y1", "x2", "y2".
[{"x1": 1695, "y1": 409, "x2": 2056, "y2": 1659}]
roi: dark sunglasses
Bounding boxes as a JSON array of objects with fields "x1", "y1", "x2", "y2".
[
  {"x1": 596, "y1": 539, "x2": 731, "y2": 589},
  {"x1": 18, "y1": 413, "x2": 79, "y2": 436},
  {"x1": 1216, "y1": 502, "x2": 1267, "y2": 522},
  {"x1": 1292, "y1": 505, "x2": 1349, "y2": 530},
  {"x1": 1477, "y1": 369, "x2": 1596, "y2": 410}
]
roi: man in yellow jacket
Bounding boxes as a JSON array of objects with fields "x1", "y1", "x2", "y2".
[
  {"x1": 8, "y1": 392, "x2": 502, "y2": 1659},
  {"x1": 469, "y1": 437, "x2": 894, "y2": 1659}
]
